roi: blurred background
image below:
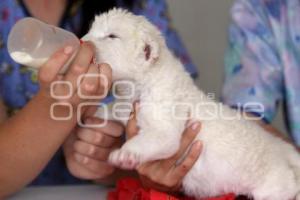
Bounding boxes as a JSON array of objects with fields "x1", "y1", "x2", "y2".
[{"x1": 166, "y1": 0, "x2": 286, "y2": 134}]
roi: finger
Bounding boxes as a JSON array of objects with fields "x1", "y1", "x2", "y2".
[
  {"x1": 73, "y1": 140, "x2": 111, "y2": 161},
  {"x1": 171, "y1": 141, "x2": 202, "y2": 181},
  {"x1": 137, "y1": 160, "x2": 159, "y2": 177},
  {"x1": 82, "y1": 106, "x2": 98, "y2": 119},
  {"x1": 137, "y1": 158, "x2": 179, "y2": 192},
  {"x1": 74, "y1": 63, "x2": 112, "y2": 111},
  {"x1": 84, "y1": 117, "x2": 124, "y2": 137},
  {"x1": 70, "y1": 63, "x2": 99, "y2": 105},
  {"x1": 73, "y1": 153, "x2": 114, "y2": 174},
  {"x1": 63, "y1": 130, "x2": 77, "y2": 157},
  {"x1": 79, "y1": 63, "x2": 99, "y2": 96},
  {"x1": 66, "y1": 159, "x2": 110, "y2": 180},
  {"x1": 76, "y1": 127, "x2": 117, "y2": 148},
  {"x1": 97, "y1": 63, "x2": 113, "y2": 97},
  {"x1": 126, "y1": 102, "x2": 140, "y2": 139},
  {"x1": 39, "y1": 45, "x2": 74, "y2": 86},
  {"x1": 174, "y1": 121, "x2": 201, "y2": 159},
  {"x1": 64, "y1": 41, "x2": 94, "y2": 94},
  {"x1": 161, "y1": 121, "x2": 201, "y2": 168}
]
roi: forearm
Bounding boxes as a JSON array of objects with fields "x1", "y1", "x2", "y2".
[{"x1": 0, "y1": 91, "x2": 77, "y2": 197}]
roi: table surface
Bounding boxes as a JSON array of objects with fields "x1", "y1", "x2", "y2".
[{"x1": 8, "y1": 185, "x2": 111, "y2": 200}]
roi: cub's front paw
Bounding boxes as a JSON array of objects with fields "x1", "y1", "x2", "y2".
[{"x1": 108, "y1": 149, "x2": 140, "y2": 170}]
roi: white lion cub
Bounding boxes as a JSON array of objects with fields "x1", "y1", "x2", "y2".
[{"x1": 83, "y1": 9, "x2": 300, "y2": 200}]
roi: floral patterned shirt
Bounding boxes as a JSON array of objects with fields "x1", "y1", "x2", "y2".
[
  {"x1": 0, "y1": 0, "x2": 197, "y2": 185},
  {"x1": 223, "y1": 0, "x2": 300, "y2": 146}
]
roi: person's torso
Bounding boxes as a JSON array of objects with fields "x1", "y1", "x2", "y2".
[
  {"x1": 0, "y1": 0, "x2": 198, "y2": 185},
  {"x1": 242, "y1": 0, "x2": 300, "y2": 145},
  {"x1": 0, "y1": 0, "x2": 88, "y2": 185}
]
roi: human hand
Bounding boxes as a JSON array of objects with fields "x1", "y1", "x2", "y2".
[
  {"x1": 37, "y1": 41, "x2": 112, "y2": 116},
  {"x1": 126, "y1": 103, "x2": 202, "y2": 193},
  {"x1": 64, "y1": 116, "x2": 124, "y2": 180}
]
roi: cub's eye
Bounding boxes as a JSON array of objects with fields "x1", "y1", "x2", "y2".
[{"x1": 108, "y1": 34, "x2": 118, "y2": 39}]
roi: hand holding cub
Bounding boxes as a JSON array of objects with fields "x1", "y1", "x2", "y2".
[{"x1": 64, "y1": 103, "x2": 202, "y2": 193}]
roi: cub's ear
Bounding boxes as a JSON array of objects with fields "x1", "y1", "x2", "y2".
[
  {"x1": 136, "y1": 32, "x2": 160, "y2": 66},
  {"x1": 143, "y1": 35, "x2": 159, "y2": 63}
]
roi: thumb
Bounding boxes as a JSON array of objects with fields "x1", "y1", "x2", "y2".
[{"x1": 126, "y1": 102, "x2": 140, "y2": 139}]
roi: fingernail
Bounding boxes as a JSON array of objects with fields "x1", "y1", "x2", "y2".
[
  {"x1": 95, "y1": 133, "x2": 102, "y2": 143},
  {"x1": 74, "y1": 154, "x2": 84, "y2": 163},
  {"x1": 73, "y1": 65, "x2": 84, "y2": 73},
  {"x1": 84, "y1": 83, "x2": 96, "y2": 91},
  {"x1": 134, "y1": 101, "x2": 140, "y2": 109},
  {"x1": 89, "y1": 146, "x2": 95, "y2": 155},
  {"x1": 99, "y1": 63, "x2": 109, "y2": 69},
  {"x1": 194, "y1": 141, "x2": 202, "y2": 149},
  {"x1": 64, "y1": 46, "x2": 73, "y2": 54},
  {"x1": 85, "y1": 118, "x2": 93, "y2": 124},
  {"x1": 83, "y1": 157, "x2": 89, "y2": 164},
  {"x1": 191, "y1": 122, "x2": 201, "y2": 131}
]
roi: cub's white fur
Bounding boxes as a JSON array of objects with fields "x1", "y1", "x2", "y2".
[{"x1": 84, "y1": 9, "x2": 300, "y2": 200}]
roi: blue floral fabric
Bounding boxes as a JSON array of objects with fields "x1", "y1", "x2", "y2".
[
  {"x1": 0, "y1": 0, "x2": 197, "y2": 185},
  {"x1": 223, "y1": 0, "x2": 300, "y2": 146}
]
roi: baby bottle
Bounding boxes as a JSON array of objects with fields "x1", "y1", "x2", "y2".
[{"x1": 7, "y1": 17, "x2": 80, "y2": 74}]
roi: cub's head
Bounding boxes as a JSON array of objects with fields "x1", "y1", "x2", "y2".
[{"x1": 83, "y1": 8, "x2": 165, "y2": 81}]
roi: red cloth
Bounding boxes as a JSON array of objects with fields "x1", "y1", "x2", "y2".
[{"x1": 107, "y1": 178, "x2": 236, "y2": 200}]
